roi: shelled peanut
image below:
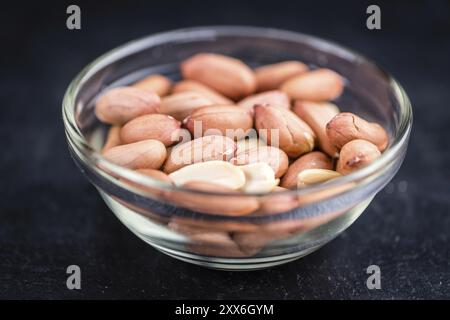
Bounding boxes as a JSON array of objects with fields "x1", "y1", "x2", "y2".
[{"x1": 93, "y1": 53, "x2": 389, "y2": 256}]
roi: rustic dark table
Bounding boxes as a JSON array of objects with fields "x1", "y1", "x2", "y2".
[{"x1": 1, "y1": 0, "x2": 449, "y2": 299}]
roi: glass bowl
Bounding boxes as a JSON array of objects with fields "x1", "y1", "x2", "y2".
[{"x1": 62, "y1": 26, "x2": 412, "y2": 270}]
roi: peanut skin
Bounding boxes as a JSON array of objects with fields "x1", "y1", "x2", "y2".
[
  {"x1": 281, "y1": 68, "x2": 344, "y2": 101},
  {"x1": 237, "y1": 90, "x2": 290, "y2": 114},
  {"x1": 95, "y1": 87, "x2": 160, "y2": 125},
  {"x1": 280, "y1": 151, "x2": 333, "y2": 189},
  {"x1": 181, "y1": 53, "x2": 256, "y2": 100},
  {"x1": 336, "y1": 139, "x2": 381, "y2": 174},
  {"x1": 160, "y1": 91, "x2": 213, "y2": 121},
  {"x1": 326, "y1": 112, "x2": 389, "y2": 151},
  {"x1": 254, "y1": 104, "x2": 315, "y2": 158},
  {"x1": 172, "y1": 80, "x2": 233, "y2": 105},
  {"x1": 120, "y1": 114, "x2": 181, "y2": 146}
]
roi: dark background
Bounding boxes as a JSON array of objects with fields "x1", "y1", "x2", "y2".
[{"x1": 1, "y1": 0, "x2": 449, "y2": 299}]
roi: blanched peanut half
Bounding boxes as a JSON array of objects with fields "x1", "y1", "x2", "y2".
[
  {"x1": 95, "y1": 87, "x2": 160, "y2": 125},
  {"x1": 172, "y1": 80, "x2": 233, "y2": 104},
  {"x1": 297, "y1": 169, "x2": 342, "y2": 188},
  {"x1": 293, "y1": 101, "x2": 340, "y2": 157},
  {"x1": 184, "y1": 105, "x2": 253, "y2": 140},
  {"x1": 237, "y1": 90, "x2": 290, "y2": 114},
  {"x1": 102, "y1": 139, "x2": 167, "y2": 170},
  {"x1": 181, "y1": 53, "x2": 256, "y2": 100},
  {"x1": 231, "y1": 145, "x2": 288, "y2": 178},
  {"x1": 101, "y1": 126, "x2": 122, "y2": 153},
  {"x1": 131, "y1": 74, "x2": 172, "y2": 97},
  {"x1": 254, "y1": 61, "x2": 309, "y2": 91},
  {"x1": 239, "y1": 162, "x2": 279, "y2": 193},
  {"x1": 281, "y1": 151, "x2": 333, "y2": 189},
  {"x1": 167, "y1": 181, "x2": 259, "y2": 216},
  {"x1": 281, "y1": 68, "x2": 344, "y2": 101},
  {"x1": 254, "y1": 104, "x2": 315, "y2": 158},
  {"x1": 120, "y1": 114, "x2": 181, "y2": 146},
  {"x1": 163, "y1": 135, "x2": 236, "y2": 173},
  {"x1": 160, "y1": 91, "x2": 213, "y2": 121},
  {"x1": 169, "y1": 161, "x2": 246, "y2": 189},
  {"x1": 336, "y1": 139, "x2": 381, "y2": 174},
  {"x1": 326, "y1": 112, "x2": 389, "y2": 151}
]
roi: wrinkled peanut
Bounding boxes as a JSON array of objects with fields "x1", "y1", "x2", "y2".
[
  {"x1": 95, "y1": 87, "x2": 160, "y2": 125},
  {"x1": 326, "y1": 112, "x2": 389, "y2": 151},
  {"x1": 336, "y1": 139, "x2": 381, "y2": 174},
  {"x1": 254, "y1": 104, "x2": 315, "y2": 158}
]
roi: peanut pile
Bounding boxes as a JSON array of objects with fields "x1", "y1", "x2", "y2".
[{"x1": 96, "y1": 53, "x2": 389, "y2": 198}]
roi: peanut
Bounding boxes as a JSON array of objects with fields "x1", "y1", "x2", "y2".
[
  {"x1": 120, "y1": 114, "x2": 181, "y2": 146},
  {"x1": 160, "y1": 91, "x2": 213, "y2": 121},
  {"x1": 231, "y1": 145, "x2": 288, "y2": 178},
  {"x1": 280, "y1": 151, "x2": 333, "y2": 189},
  {"x1": 102, "y1": 139, "x2": 167, "y2": 170},
  {"x1": 293, "y1": 101, "x2": 340, "y2": 157},
  {"x1": 254, "y1": 104, "x2": 315, "y2": 158},
  {"x1": 297, "y1": 169, "x2": 342, "y2": 187},
  {"x1": 184, "y1": 105, "x2": 253, "y2": 140},
  {"x1": 237, "y1": 90, "x2": 290, "y2": 114},
  {"x1": 172, "y1": 80, "x2": 233, "y2": 104},
  {"x1": 239, "y1": 162, "x2": 279, "y2": 193},
  {"x1": 163, "y1": 135, "x2": 236, "y2": 173},
  {"x1": 101, "y1": 126, "x2": 122, "y2": 153},
  {"x1": 131, "y1": 74, "x2": 172, "y2": 96},
  {"x1": 169, "y1": 161, "x2": 246, "y2": 189},
  {"x1": 257, "y1": 186, "x2": 299, "y2": 215},
  {"x1": 326, "y1": 112, "x2": 389, "y2": 151},
  {"x1": 136, "y1": 169, "x2": 173, "y2": 184},
  {"x1": 336, "y1": 139, "x2": 381, "y2": 174},
  {"x1": 281, "y1": 68, "x2": 344, "y2": 101},
  {"x1": 95, "y1": 87, "x2": 160, "y2": 125},
  {"x1": 181, "y1": 53, "x2": 256, "y2": 99},
  {"x1": 254, "y1": 61, "x2": 309, "y2": 91}
]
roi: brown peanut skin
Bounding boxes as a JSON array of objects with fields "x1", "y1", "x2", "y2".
[
  {"x1": 160, "y1": 91, "x2": 213, "y2": 121},
  {"x1": 95, "y1": 87, "x2": 160, "y2": 125},
  {"x1": 102, "y1": 139, "x2": 167, "y2": 170},
  {"x1": 293, "y1": 101, "x2": 340, "y2": 157},
  {"x1": 232, "y1": 145, "x2": 289, "y2": 178},
  {"x1": 172, "y1": 80, "x2": 233, "y2": 105},
  {"x1": 280, "y1": 68, "x2": 344, "y2": 101},
  {"x1": 120, "y1": 114, "x2": 181, "y2": 146},
  {"x1": 254, "y1": 104, "x2": 315, "y2": 158},
  {"x1": 131, "y1": 74, "x2": 172, "y2": 97},
  {"x1": 237, "y1": 90, "x2": 290, "y2": 114},
  {"x1": 184, "y1": 105, "x2": 253, "y2": 140},
  {"x1": 163, "y1": 135, "x2": 236, "y2": 173},
  {"x1": 280, "y1": 151, "x2": 333, "y2": 189},
  {"x1": 336, "y1": 139, "x2": 381, "y2": 174},
  {"x1": 326, "y1": 112, "x2": 389, "y2": 151},
  {"x1": 181, "y1": 53, "x2": 256, "y2": 100},
  {"x1": 101, "y1": 126, "x2": 122, "y2": 153},
  {"x1": 254, "y1": 61, "x2": 309, "y2": 91}
]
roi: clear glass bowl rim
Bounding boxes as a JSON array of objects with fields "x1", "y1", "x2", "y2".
[{"x1": 62, "y1": 25, "x2": 412, "y2": 199}]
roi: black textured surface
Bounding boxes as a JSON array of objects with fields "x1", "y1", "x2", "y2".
[{"x1": 1, "y1": 0, "x2": 449, "y2": 299}]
